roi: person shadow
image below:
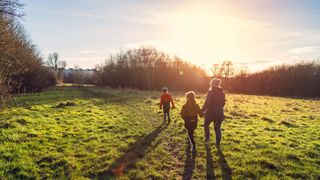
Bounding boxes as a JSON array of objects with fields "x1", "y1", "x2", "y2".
[
  {"x1": 206, "y1": 145, "x2": 232, "y2": 180},
  {"x1": 205, "y1": 144, "x2": 215, "y2": 180},
  {"x1": 93, "y1": 121, "x2": 169, "y2": 179},
  {"x1": 182, "y1": 143, "x2": 197, "y2": 180},
  {"x1": 217, "y1": 147, "x2": 232, "y2": 180}
]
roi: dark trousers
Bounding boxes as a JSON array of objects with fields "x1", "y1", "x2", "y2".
[
  {"x1": 187, "y1": 127, "x2": 196, "y2": 148},
  {"x1": 204, "y1": 118, "x2": 222, "y2": 145},
  {"x1": 184, "y1": 116, "x2": 198, "y2": 148},
  {"x1": 163, "y1": 109, "x2": 170, "y2": 121}
]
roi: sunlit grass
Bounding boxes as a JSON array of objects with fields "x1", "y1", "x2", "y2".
[{"x1": 0, "y1": 86, "x2": 319, "y2": 179}]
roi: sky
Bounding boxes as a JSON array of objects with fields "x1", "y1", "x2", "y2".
[{"x1": 21, "y1": 0, "x2": 320, "y2": 72}]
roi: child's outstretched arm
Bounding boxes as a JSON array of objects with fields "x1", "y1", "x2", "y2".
[{"x1": 201, "y1": 92, "x2": 210, "y2": 112}]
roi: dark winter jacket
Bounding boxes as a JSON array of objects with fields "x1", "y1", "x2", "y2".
[{"x1": 202, "y1": 87, "x2": 225, "y2": 121}]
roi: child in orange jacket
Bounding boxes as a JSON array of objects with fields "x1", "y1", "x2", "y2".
[{"x1": 160, "y1": 87, "x2": 175, "y2": 122}]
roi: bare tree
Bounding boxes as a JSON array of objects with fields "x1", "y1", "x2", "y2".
[
  {"x1": 47, "y1": 52, "x2": 59, "y2": 69},
  {"x1": 95, "y1": 47, "x2": 208, "y2": 91},
  {"x1": 0, "y1": 0, "x2": 55, "y2": 109},
  {"x1": 238, "y1": 63, "x2": 248, "y2": 77},
  {"x1": 221, "y1": 61, "x2": 234, "y2": 91},
  {"x1": 59, "y1": 60, "x2": 67, "y2": 69},
  {"x1": 212, "y1": 63, "x2": 222, "y2": 77},
  {"x1": 0, "y1": 0, "x2": 24, "y2": 18},
  {"x1": 46, "y1": 52, "x2": 67, "y2": 83},
  {"x1": 0, "y1": 74, "x2": 11, "y2": 108}
]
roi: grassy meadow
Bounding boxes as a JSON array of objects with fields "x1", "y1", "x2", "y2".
[{"x1": 0, "y1": 86, "x2": 319, "y2": 179}]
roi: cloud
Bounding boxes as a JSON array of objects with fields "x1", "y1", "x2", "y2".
[
  {"x1": 77, "y1": 50, "x2": 100, "y2": 54},
  {"x1": 249, "y1": 60, "x2": 275, "y2": 64},
  {"x1": 70, "y1": 12, "x2": 104, "y2": 19},
  {"x1": 122, "y1": 40, "x2": 168, "y2": 51},
  {"x1": 124, "y1": 11, "x2": 178, "y2": 25},
  {"x1": 65, "y1": 57, "x2": 106, "y2": 61},
  {"x1": 33, "y1": 8, "x2": 112, "y2": 21},
  {"x1": 77, "y1": 49, "x2": 118, "y2": 54},
  {"x1": 288, "y1": 46, "x2": 320, "y2": 54}
]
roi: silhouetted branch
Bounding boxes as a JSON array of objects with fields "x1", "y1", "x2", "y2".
[{"x1": 0, "y1": 0, "x2": 24, "y2": 18}]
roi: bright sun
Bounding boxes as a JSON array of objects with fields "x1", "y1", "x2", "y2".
[{"x1": 163, "y1": 3, "x2": 267, "y2": 69}]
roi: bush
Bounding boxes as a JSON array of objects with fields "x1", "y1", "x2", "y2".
[
  {"x1": 95, "y1": 47, "x2": 209, "y2": 92},
  {"x1": 0, "y1": 3, "x2": 56, "y2": 109},
  {"x1": 0, "y1": 76, "x2": 11, "y2": 108},
  {"x1": 230, "y1": 61, "x2": 320, "y2": 98}
]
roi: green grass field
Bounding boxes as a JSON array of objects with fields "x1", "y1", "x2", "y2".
[{"x1": 0, "y1": 86, "x2": 319, "y2": 179}]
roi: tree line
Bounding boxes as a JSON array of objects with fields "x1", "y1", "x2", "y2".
[
  {"x1": 229, "y1": 61, "x2": 320, "y2": 98},
  {"x1": 63, "y1": 67, "x2": 95, "y2": 84},
  {"x1": 94, "y1": 47, "x2": 209, "y2": 91},
  {"x1": 0, "y1": 0, "x2": 55, "y2": 108},
  {"x1": 93, "y1": 47, "x2": 320, "y2": 98}
]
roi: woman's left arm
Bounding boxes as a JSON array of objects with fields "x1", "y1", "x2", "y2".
[
  {"x1": 201, "y1": 92, "x2": 210, "y2": 112},
  {"x1": 222, "y1": 92, "x2": 225, "y2": 107}
]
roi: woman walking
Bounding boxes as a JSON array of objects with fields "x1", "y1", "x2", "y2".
[{"x1": 202, "y1": 78, "x2": 225, "y2": 147}]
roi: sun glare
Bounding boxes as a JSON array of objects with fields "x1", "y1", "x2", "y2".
[{"x1": 165, "y1": 4, "x2": 265, "y2": 67}]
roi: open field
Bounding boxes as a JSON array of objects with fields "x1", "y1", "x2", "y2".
[{"x1": 0, "y1": 86, "x2": 319, "y2": 179}]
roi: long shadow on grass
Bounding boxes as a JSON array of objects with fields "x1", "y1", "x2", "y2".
[
  {"x1": 182, "y1": 144, "x2": 196, "y2": 180},
  {"x1": 93, "y1": 121, "x2": 169, "y2": 179},
  {"x1": 205, "y1": 144, "x2": 215, "y2": 180},
  {"x1": 217, "y1": 147, "x2": 232, "y2": 180}
]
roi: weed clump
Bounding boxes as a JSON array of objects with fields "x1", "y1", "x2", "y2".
[
  {"x1": 305, "y1": 151, "x2": 319, "y2": 158},
  {"x1": 254, "y1": 159, "x2": 278, "y2": 170},
  {"x1": 261, "y1": 117, "x2": 274, "y2": 123},
  {"x1": 54, "y1": 101, "x2": 76, "y2": 108},
  {"x1": 16, "y1": 118, "x2": 28, "y2": 125},
  {"x1": 0, "y1": 121, "x2": 16, "y2": 129},
  {"x1": 286, "y1": 154, "x2": 300, "y2": 162},
  {"x1": 229, "y1": 111, "x2": 248, "y2": 118},
  {"x1": 224, "y1": 115, "x2": 233, "y2": 119},
  {"x1": 150, "y1": 96, "x2": 157, "y2": 99},
  {"x1": 249, "y1": 113, "x2": 259, "y2": 117},
  {"x1": 280, "y1": 119, "x2": 298, "y2": 127},
  {"x1": 264, "y1": 127, "x2": 282, "y2": 132},
  {"x1": 281, "y1": 109, "x2": 293, "y2": 112}
]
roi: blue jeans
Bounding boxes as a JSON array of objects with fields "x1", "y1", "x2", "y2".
[{"x1": 204, "y1": 118, "x2": 222, "y2": 145}]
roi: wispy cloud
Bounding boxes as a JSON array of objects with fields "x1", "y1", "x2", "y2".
[
  {"x1": 65, "y1": 57, "x2": 106, "y2": 61},
  {"x1": 70, "y1": 12, "x2": 107, "y2": 19},
  {"x1": 288, "y1": 46, "x2": 320, "y2": 54},
  {"x1": 122, "y1": 40, "x2": 168, "y2": 51},
  {"x1": 250, "y1": 60, "x2": 274, "y2": 64},
  {"x1": 77, "y1": 49, "x2": 118, "y2": 54},
  {"x1": 77, "y1": 50, "x2": 100, "y2": 54},
  {"x1": 28, "y1": 7, "x2": 112, "y2": 20}
]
